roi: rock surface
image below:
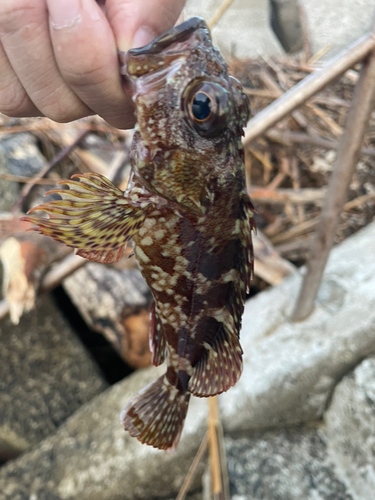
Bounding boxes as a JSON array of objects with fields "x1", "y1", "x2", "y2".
[
  {"x1": 184, "y1": 0, "x2": 283, "y2": 59},
  {"x1": 325, "y1": 357, "x2": 375, "y2": 500},
  {"x1": 0, "y1": 295, "x2": 107, "y2": 461},
  {"x1": 0, "y1": 366, "x2": 207, "y2": 500},
  {"x1": 1, "y1": 222, "x2": 375, "y2": 498},
  {"x1": 227, "y1": 427, "x2": 353, "y2": 500},
  {"x1": 0, "y1": 133, "x2": 48, "y2": 211},
  {"x1": 300, "y1": 0, "x2": 375, "y2": 58}
]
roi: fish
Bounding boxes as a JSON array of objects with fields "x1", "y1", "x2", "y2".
[{"x1": 22, "y1": 17, "x2": 255, "y2": 451}]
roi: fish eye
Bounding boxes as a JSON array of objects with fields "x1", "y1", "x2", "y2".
[
  {"x1": 183, "y1": 81, "x2": 229, "y2": 138},
  {"x1": 190, "y1": 92, "x2": 212, "y2": 122}
]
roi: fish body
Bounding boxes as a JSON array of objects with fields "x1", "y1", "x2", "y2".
[{"x1": 23, "y1": 17, "x2": 254, "y2": 450}]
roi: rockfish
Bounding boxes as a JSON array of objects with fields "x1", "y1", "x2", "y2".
[{"x1": 23, "y1": 17, "x2": 255, "y2": 450}]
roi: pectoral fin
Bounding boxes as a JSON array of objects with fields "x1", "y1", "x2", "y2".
[{"x1": 22, "y1": 173, "x2": 150, "y2": 264}]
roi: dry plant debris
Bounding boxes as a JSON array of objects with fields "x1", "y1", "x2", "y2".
[{"x1": 230, "y1": 54, "x2": 375, "y2": 271}]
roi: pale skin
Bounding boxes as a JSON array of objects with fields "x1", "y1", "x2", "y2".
[{"x1": 0, "y1": 0, "x2": 186, "y2": 128}]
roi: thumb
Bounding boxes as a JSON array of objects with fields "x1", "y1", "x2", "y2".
[{"x1": 105, "y1": 0, "x2": 186, "y2": 51}]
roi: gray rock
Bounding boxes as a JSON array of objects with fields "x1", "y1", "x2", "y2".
[
  {"x1": 220, "y1": 221, "x2": 375, "y2": 433},
  {"x1": 0, "y1": 295, "x2": 107, "y2": 461},
  {"x1": 0, "y1": 367, "x2": 207, "y2": 500},
  {"x1": 325, "y1": 357, "x2": 375, "y2": 500},
  {"x1": 270, "y1": 0, "x2": 303, "y2": 53},
  {"x1": 0, "y1": 148, "x2": 19, "y2": 212},
  {"x1": 300, "y1": 0, "x2": 375, "y2": 59},
  {"x1": 226, "y1": 427, "x2": 353, "y2": 499},
  {"x1": 0, "y1": 133, "x2": 48, "y2": 211},
  {"x1": 2, "y1": 219, "x2": 375, "y2": 498},
  {"x1": 184, "y1": 0, "x2": 283, "y2": 59},
  {"x1": 0, "y1": 133, "x2": 46, "y2": 178}
]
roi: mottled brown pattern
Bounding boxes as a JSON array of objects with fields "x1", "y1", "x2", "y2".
[{"x1": 22, "y1": 17, "x2": 255, "y2": 451}]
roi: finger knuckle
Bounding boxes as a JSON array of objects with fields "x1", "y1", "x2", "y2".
[
  {"x1": 0, "y1": 82, "x2": 32, "y2": 117},
  {"x1": 0, "y1": 1, "x2": 38, "y2": 35}
]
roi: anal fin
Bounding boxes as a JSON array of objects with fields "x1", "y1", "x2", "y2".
[
  {"x1": 22, "y1": 173, "x2": 152, "y2": 264},
  {"x1": 188, "y1": 320, "x2": 243, "y2": 397}
]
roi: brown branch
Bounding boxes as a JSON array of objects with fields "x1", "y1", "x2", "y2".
[
  {"x1": 248, "y1": 187, "x2": 326, "y2": 205},
  {"x1": 208, "y1": 0, "x2": 236, "y2": 29},
  {"x1": 176, "y1": 432, "x2": 209, "y2": 500},
  {"x1": 265, "y1": 129, "x2": 375, "y2": 157},
  {"x1": 208, "y1": 396, "x2": 222, "y2": 497},
  {"x1": 12, "y1": 129, "x2": 89, "y2": 211},
  {"x1": 292, "y1": 48, "x2": 375, "y2": 321},
  {"x1": 0, "y1": 173, "x2": 59, "y2": 185}
]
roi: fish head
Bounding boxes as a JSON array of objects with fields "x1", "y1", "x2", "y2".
[{"x1": 120, "y1": 17, "x2": 250, "y2": 214}]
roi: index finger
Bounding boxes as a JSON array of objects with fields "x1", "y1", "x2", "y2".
[{"x1": 105, "y1": 0, "x2": 186, "y2": 51}]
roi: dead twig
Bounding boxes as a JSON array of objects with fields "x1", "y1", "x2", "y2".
[
  {"x1": 244, "y1": 32, "x2": 375, "y2": 144},
  {"x1": 292, "y1": 47, "x2": 375, "y2": 321},
  {"x1": 248, "y1": 187, "x2": 326, "y2": 205},
  {"x1": 12, "y1": 129, "x2": 89, "y2": 212},
  {"x1": 176, "y1": 433, "x2": 209, "y2": 500},
  {"x1": 265, "y1": 129, "x2": 375, "y2": 157},
  {"x1": 0, "y1": 173, "x2": 59, "y2": 185},
  {"x1": 208, "y1": 0, "x2": 236, "y2": 29}
]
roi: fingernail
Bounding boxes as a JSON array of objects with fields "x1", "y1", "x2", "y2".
[
  {"x1": 132, "y1": 27, "x2": 157, "y2": 49},
  {"x1": 47, "y1": 0, "x2": 82, "y2": 30}
]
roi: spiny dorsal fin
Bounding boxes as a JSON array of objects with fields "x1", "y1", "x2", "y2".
[
  {"x1": 241, "y1": 192, "x2": 256, "y2": 292},
  {"x1": 22, "y1": 173, "x2": 151, "y2": 264},
  {"x1": 149, "y1": 303, "x2": 167, "y2": 366}
]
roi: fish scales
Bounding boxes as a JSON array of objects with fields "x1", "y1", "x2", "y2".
[{"x1": 22, "y1": 17, "x2": 255, "y2": 451}]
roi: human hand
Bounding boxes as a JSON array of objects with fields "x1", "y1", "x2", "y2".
[{"x1": 0, "y1": 0, "x2": 185, "y2": 128}]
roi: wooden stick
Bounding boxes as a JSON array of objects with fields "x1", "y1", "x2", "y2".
[
  {"x1": 208, "y1": 0, "x2": 236, "y2": 29},
  {"x1": 265, "y1": 129, "x2": 375, "y2": 157},
  {"x1": 175, "y1": 432, "x2": 209, "y2": 500},
  {"x1": 292, "y1": 46, "x2": 375, "y2": 321},
  {"x1": 0, "y1": 173, "x2": 59, "y2": 185},
  {"x1": 208, "y1": 396, "x2": 222, "y2": 496},
  {"x1": 12, "y1": 129, "x2": 89, "y2": 211},
  {"x1": 244, "y1": 32, "x2": 375, "y2": 144}
]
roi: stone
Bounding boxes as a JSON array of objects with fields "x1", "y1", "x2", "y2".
[
  {"x1": 2, "y1": 220, "x2": 375, "y2": 498},
  {"x1": 220, "y1": 221, "x2": 375, "y2": 433},
  {"x1": 300, "y1": 0, "x2": 375, "y2": 59},
  {"x1": 270, "y1": 0, "x2": 303, "y2": 53},
  {"x1": 0, "y1": 295, "x2": 107, "y2": 461},
  {"x1": 0, "y1": 133, "x2": 48, "y2": 211},
  {"x1": 0, "y1": 366, "x2": 207, "y2": 500},
  {"x1": 184, "y1": 0, "x2": 283, "y2": 60},
  {"x1": 325, "y1": 357, "x2": 375, "y2": 500},
  {"x1": 226, "y1": 427, "x2": 353, "y2": 499}
]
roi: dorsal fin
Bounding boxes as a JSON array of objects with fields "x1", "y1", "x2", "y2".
[
  {"x1": 241, "y1": 192, "x2": 256, "y2": 292},
  {"x1": 149, "y1": 303, "x2": 167, "y2": 366}
]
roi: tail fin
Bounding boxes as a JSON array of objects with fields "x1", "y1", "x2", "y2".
[{"x1": 120, "y1": 374, "x2": 190, "y2": 451}]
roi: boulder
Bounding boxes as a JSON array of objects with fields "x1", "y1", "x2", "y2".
[
  {"x1": 226, "y1": 427, "x2": 353, "y2": 499},
  {"x1": 325, "y1": 357, "x2": 375, "y2": 500},
  {"x1": 184, "y1": 0, "x2": 283, "y2": 59},
  {"x1": 300, "y1": 0, "x2": 375, "y2": 59},
  {"x1": 0, "y1": 295, "x2": 107, "y2": 461}
]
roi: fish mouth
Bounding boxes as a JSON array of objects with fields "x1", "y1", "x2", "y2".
[{"x1": 127, "y1": 17, "x2": 209, "y2": 56}]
